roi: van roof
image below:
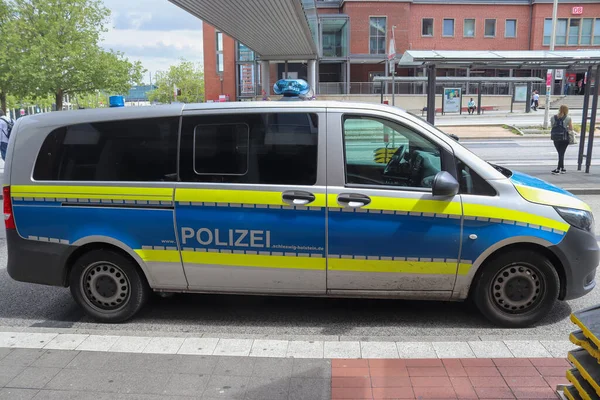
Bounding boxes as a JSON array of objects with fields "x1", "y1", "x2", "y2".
[{"x1": 15, "y1": 101, "x2": 407, "y2": 128}]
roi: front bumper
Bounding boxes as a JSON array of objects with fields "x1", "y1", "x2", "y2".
[{"x1": 549, "y1": 226, "x2": 598, "y2": 300}]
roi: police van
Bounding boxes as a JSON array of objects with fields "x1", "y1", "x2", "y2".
[{"x1": 4, "y1": 100, "x2": 597, "y2": 327}]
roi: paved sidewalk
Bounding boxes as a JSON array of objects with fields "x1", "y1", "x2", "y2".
[{"x1": 0, "y1": 347, "x2": 571, "y2": 399}]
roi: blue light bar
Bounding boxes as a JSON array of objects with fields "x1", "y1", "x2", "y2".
[{"x1": 273, "y1": 79, "x2": 310, "y2": 97}]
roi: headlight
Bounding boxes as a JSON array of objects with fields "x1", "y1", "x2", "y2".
[{"x1": 555, "y1": 207, "x2": 595, "y2": 234}]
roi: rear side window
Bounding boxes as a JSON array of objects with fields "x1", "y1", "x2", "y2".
[
  {"x1": 180, "y1": 113, "x2": 318, "y2": 185},
  {"x1": 33, "y1": 117, "x2": 179, "y2": 182}
]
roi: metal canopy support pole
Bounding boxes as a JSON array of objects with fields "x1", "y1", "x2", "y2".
[
  {"x1": 307, "y1": 60, "x2": 317, "y2": 95},
  {"x1": 526, "y1": 82, "x2": 532, "y2": 113},
  {"x1": 477, "y1": 82, "x2": 482, "y2": 115},
  {"x1": 284, "y1": 60, "x2": 288, "y2": 79},
  {"x1": 585, "y1": 64, "x2": 600, "y2": 174},
  {"x1": 346, "y1": 61, "x2": 350, "y2": 95},
  {"x1": 391, "y1": 60, "x2": 396, "y2": 107},
  {"x1": 427, "y1": 64, "x2": 436, "y2": 124},
  {"x1": 578, "y1": 65, "x2": 593, "y2": 171},
  {"x1": 261, "y1": 60, "x2": 270, "y2": 95}
]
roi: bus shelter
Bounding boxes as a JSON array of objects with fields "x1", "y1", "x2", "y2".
[
  {"x1": 373, "y1": 76, "x2": 544, "y2": 114},
  {"x1": 398, "y1": 50, "x2": 600, "y2": 173}
]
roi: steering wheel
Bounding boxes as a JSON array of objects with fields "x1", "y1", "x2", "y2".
[{"x1": 383, "y1": 145, "x2": 408, "y2": 176}]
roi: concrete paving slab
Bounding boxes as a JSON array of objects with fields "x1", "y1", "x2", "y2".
[
  {"x1": 213, "y1": 339, "x2": 253, "y2": 357},
  {"x1": 504, "y1": 340, "x2": 553, "y2": 358},
  {"x1": 468, "y1": 341, "x2": 513, "y2": 358},
  {"x1": 432, "y1": 342, "x2": 476, "y2": 358},
  {"x1": 396, "y1": 342, "x2": 437, "y2": 359},
  {"x1": 43, "y1": 334, "x2": 88, "y2": 351},
  {"x1": 249, "y1": 340, "x2": 289, "y2": 358},
  {"x1": 75, "y1": 335, "x2": 120, "y2": 352},
  {"x1": 142, "y1": 337, "x2": 185, "y2": 355},
  {"x1": 109, "y1": 336, "x2": 151, "y2": 353},
  {"x1": 178, "y1": 338, "x2": 219, "y2": 356},
  {"x1": 323, "y1": 341, "x2": 361, "y2": 359},
  {"x1": 286, "y1": 341, "x2": 324, "y2": 359},
  {"x1": 360, "y1": 341, "x2": 399, "y2": 359}
]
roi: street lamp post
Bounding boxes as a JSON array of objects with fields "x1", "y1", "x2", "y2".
[{"x1": 543, "y1": 0, "x2": 559, "y2": 129}]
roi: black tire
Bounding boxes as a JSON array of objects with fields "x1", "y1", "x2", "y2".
[
  {"x1": 69, "y1": 249, "x2": 150, "y2": 323},
  {"x1": 472, "y1": 249, "x2": 559, "y2": 328}
]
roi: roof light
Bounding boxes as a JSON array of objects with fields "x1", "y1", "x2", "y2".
[{"x1": 273, "y1": 79, "x2": 310, "y2": 98}]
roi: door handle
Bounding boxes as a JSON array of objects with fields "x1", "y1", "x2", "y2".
[
  {"x1": 337, "y1": 193, "x2": 371, "y2": 208},
  {"x1": 282, "y1": 190, "x2": 316, "y2": 206}
]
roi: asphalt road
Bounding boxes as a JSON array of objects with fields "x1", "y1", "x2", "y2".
[{"x1": 0, "y1": 138, "x2": 599, "y2": 340}]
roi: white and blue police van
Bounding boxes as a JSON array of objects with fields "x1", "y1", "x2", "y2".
[{"x1": 3, "y1": 80, "x2": 597, "y2": 327}]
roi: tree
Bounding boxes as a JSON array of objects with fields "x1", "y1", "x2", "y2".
[
  {"x1": 10, "y1": 0, "x2": 145, "y2": 110},
  {"x1": 148, "y1": 60, "x2": 204, "y2": 104},
  {"x1": 0, "y1": 0, "x2": 24, "y2": 113}
]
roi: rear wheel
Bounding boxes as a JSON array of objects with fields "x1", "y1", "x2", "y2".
[
  {"x1": 472, "y1": 250, "x2": 559, "y2": 328},
  {"x1": 69, "y1": 249, "x2": 150, "y2": 323}
]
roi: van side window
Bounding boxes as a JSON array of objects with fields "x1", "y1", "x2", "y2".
[
  {"x1": 456, "y1": 159, "x2": 497, "y2": 196},
  {"x1": 33, "y1": 117, "x2": 179, "y2": 182},
  {"x1": 343, "y1": 116, "x2": 442, "y2": 189},
  {"x1": 180, "y1": 113, "x2": 318, "y2": 185}
]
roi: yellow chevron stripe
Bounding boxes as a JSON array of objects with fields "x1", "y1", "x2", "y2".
[
  {"x1": 176, "y1": 188, "x2": 327, "y2": 208},
  {"x1": 12, "y1": 185, "x2": 173, "y2": 201}
]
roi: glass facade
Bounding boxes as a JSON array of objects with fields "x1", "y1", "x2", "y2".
[
  {"x1": 216, "y1": 32, "x2": 224, "y2": 74},
  {"x1": 320, "y1": 17, "x2": 349, "y2": 57}
]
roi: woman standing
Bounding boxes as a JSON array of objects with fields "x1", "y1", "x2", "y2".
[{"x1": 550, "y1": 105, "x2": 573, "y2": 175}]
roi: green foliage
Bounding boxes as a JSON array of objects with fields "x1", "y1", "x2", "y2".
[
  {"x1": 148, "y1": 60, "x2": 204, "y2": 104},
  {"x1": 1, "y1": 0, "x2": 146, "y2": 111}
]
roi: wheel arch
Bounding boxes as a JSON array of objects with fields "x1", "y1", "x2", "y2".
[
  {"x1": 64, "y1": 236, "x2": 154, "y2": 288},
  {"x1": 452, "y1": 236, "x2": 565, "y2": 300}
]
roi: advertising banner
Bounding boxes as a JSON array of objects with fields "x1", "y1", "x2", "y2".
[
  {"x1": 443, "y1": 88, "x2": 461, "y2": 113},
  {"x1": 514, "y1": 85, "x2": 528, "y2": 103}
]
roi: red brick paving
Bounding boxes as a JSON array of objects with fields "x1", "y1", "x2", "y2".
[{"x1": 331, "y1": 358, "x2": 568, "y2": 399}]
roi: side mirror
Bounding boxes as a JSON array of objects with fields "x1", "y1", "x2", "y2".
[{"x1": 432, "y1": 171, "x2": 459, "y2": 197}]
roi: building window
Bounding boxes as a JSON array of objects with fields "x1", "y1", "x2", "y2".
[
  {"x1": 581, "y1": 18, "x2": 593, "y2": 45},
  {"x1": 180, "y1": 113, "x2": 319, "y2": 185},
  {"x1": 321, "y1": 16, "x2": 349, "y2": 58},
  {"x1": 543, "y1": 19, "x2": 553, "y2": 45},
  {"x1": 595, "y1": 19, "x2": 600, "y2": 45},
  {"x1": 443, "y1": 19, "x2": 454, "y2": 37},
  {"x1": 369, "y1": 17, "x2": 386, "y2": 55},
  {"x1": 422, "y1": 18, "x2": 434, "y2": 36},
  {"x1": 216, "y1": 31, "x2": 224, "y2": 74},
  {"x1": 34, "y1": 118, "x2": 179, "y2": 182},
  {"x1": 568, "y1": 19, "x2": 581, "y2": 45},
  {"x1": 556, "y1": 19, "x2": 568, "y2": 45},
  {"x1": 505, "y1": 19, "x2": 517, "y2": 38},
  {"x1": 484, "y1": 19, "x2": 496, "y2": 37},
  {"x1": 463, "y1": 19, "x2": 475, "y2": 37}
]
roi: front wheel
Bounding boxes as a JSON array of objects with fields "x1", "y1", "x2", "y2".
[
  {"x1": 472, "y1": 250, "x2": 559, "y2": 328},
  {"x1": 69, "y1": 249, "x2": 150, "y2": 323}
]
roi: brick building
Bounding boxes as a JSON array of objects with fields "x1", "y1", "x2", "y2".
[{"x1": 200, "y1": 0, "x2": 600, "y2": 101}]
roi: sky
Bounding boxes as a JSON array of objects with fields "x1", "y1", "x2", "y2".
[{"x1": 101, "y1": 0, "x2": 204, "y2": 84}]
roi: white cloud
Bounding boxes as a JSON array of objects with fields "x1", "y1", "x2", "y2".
[{"x1": 100, "y1": 1, "x2": 204, "y2": 83}]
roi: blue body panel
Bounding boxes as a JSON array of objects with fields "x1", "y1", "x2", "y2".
[{"x1": 13, "y1": 203, "x2": 178, "y2": 249}]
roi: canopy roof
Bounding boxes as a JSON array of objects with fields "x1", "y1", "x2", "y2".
[
  {"x1": 399, "y1": 50, "x2": 600, "y2": 70},
  {"x1": 169, "y1": 0, "x2": 319, "y2": 60}
]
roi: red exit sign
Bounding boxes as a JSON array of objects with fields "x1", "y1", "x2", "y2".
[{"x1": 572, "y1": 6, "x2": 583, "y2": 14}]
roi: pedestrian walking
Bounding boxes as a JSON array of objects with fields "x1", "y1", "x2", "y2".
[
  {"x1": 0, "y1": 110, "x2": 13, "y2": 161},
  {"x1": 467, "y1": 98, "x2": 476, "y2": 114},
  {"x1": 532, "y1": 91, "x2": 540, "y2": 111},
  {"x1": 550, "y1": 105, "x2": 573, "y2": 175}
]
